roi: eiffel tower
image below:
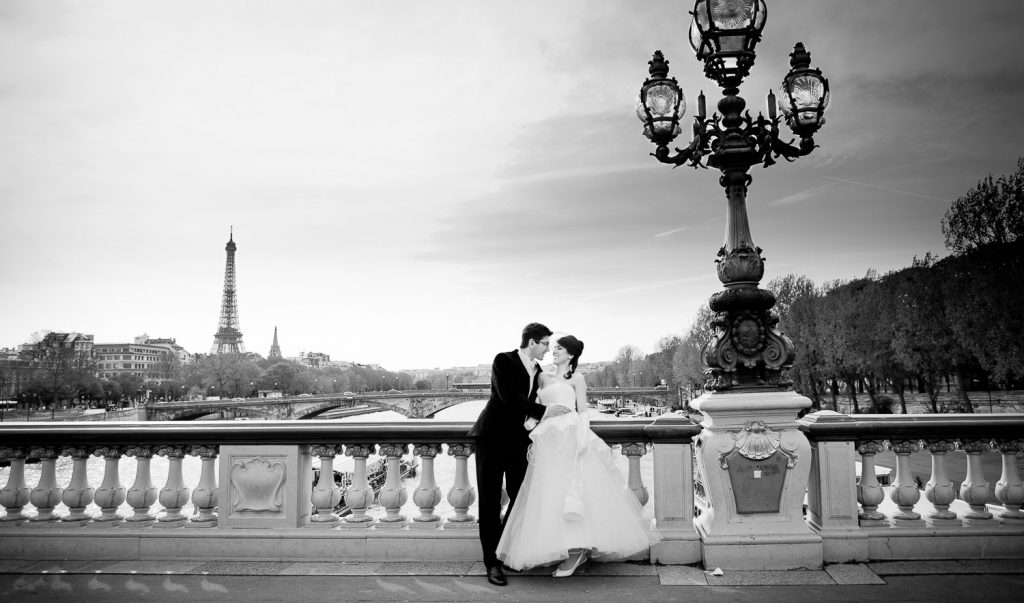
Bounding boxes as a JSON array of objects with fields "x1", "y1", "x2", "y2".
[{"x1": 211, "y1": 228, "x2": 246, "y2": 355}]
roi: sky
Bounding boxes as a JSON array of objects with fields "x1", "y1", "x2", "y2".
[{"x1": 2, "y1": 1, "x2": 1023, "y2": 370}]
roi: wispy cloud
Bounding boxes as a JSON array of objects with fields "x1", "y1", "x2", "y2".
[
  {"x1": 654, "y1": 226, "x2": 686, "y2": 237},
  {"x1": 822, "y1": 176, "x2": 949, "y2": 202}
]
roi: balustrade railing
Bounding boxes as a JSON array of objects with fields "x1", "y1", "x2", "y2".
[
  {"x1": 800, "y1": 412, "x2": 1024, "y2": 563},
  {"x1": 4, "y1": 412, "x2": 1021, "y2": 566},
  {"x1": 0, "y1": 418, "x2": 701, "y2": 564}
]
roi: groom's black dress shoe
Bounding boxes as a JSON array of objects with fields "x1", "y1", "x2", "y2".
[{"x1": 486, "y1": 566, "x2": 507, "y2": 586}]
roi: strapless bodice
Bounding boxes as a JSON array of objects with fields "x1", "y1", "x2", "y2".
[{"x1": 538, "y1": 381, "x2": 576, "y2": 408}]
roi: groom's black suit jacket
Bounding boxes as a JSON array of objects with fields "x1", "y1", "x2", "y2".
[{"x1": 468, "y1": 350, "x2": 547, "y2": 447}]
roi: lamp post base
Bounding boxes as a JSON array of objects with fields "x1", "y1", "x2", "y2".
[{"x1": 690, "y1": 390, "x2": 823, "y2": 570}]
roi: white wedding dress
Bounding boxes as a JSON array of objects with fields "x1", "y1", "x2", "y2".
[{"x1": 495, "y1": 381, "x2": 659, "y2": 570}]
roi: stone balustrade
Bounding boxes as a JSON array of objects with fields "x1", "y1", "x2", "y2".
[
  {"x1": 0, "y1": 417, "x2": 701, "y2": 564},
  {"x1": 799, "y1": 411, "x2": 1024, "y2": 563},
  {"x1": 3, "y1": 413, "x2": 1022, "y2": 567}
]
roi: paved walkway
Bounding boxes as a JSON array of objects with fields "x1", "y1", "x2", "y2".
[{"x1": 1, "y1": 559, "x2": 1022, "y2": 602}]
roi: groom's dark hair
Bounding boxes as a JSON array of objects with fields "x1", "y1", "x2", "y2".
[{"x1": 520, "y1": 322, "x2": 553, "y2": 348}]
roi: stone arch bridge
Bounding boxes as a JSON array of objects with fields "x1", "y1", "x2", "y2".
[{"x1": 144, "y1": 388, "x2": 671, "y2": 421}]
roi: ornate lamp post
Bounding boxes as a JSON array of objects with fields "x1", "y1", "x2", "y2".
[
  {"x1": 636, "y1": 0, "x2": 830, "y2": 570},
  {"x1": 637, "y1": 0, "x2": 828, "y2": 391}
]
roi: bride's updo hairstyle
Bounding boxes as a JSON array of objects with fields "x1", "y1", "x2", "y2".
[{"x1": 558, "y1": 334, "x2": 584, "y2": 379}]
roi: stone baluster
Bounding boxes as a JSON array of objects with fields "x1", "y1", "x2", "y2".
[
  {"x1": 187, "y1": 445, "x2": 219, "y2": 528},
  {"x1": 856, "y1": 440, "x2": 887, "y2": 526},
  {"x1": 411, "y1": 444, "x2": 442, "y2": 528},
  {"x1": 376, "y1": 443, "x2": 409, "y2": 528},
  {"x1": 445, "y1": 443, "x2": 476, "y2": 527},
  {"x1": 922, "y1": 439, "x2": 958, "y2": 526},
  {"x1": 90, "y1": 446, "x2": 126, "y2": 527},
  {"x1": 156, "y1": 445, "x2": 190, "y2": 527},
  {"x1": 994, "y1": 439, "x2": 1024, "y2": 524},
  {"x1": 340, "y1": 444, "x2": 375, "y2": 527},
  {"x1": 621, "y1": 442, "x2": 649, "y2": 506},
  {"x1": 124, "y1": 445, "x2": 158, "y2": 526},
  {"x1": 27, "y1": 447, "x2": 63, "y2": 523},
  {"x1": 61, "y1": 446, "x2": 96, "y2": 525},
  {"x1": 0, "y1": 447, "x2": 31, "y2": 524},
  {"x1": 960, "y1": 439, "x2": 994, "y2": 525},
  {"x1": 888, "y1": 439, "x2": 923, "y2": 525},
  {"x1": 310, "y1": 444, "x2": 342, "y2": 527}
]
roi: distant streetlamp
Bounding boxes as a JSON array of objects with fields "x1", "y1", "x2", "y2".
[
  {"x1": 632, "y1": 373, "x2": 636, "y2": 388},
  {"x1": 444, "y1": 373, "x2": 450, "y2": 390},
  {"x1": 640, "y1": 371, "x2": 644, "y2": 388},
  {"x1": 332, "y1": 378, "x2": 337, "y2": 393},
  {"x1": 636, "y1": 0, "x2": 828, "y2": 390}
]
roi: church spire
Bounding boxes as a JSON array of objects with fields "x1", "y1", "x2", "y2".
[{"x1": 269, "y1": 326, "x2": 282, "y2": 359}]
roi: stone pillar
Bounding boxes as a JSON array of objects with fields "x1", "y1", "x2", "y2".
[
  {"x1": 923, "y1": 439, "x2": 959, "y2": 526},
  {"x1": 649, "y1": 437, "x2": 702, "y2": 564},
  {"x1": 0, "y1": 447, "x2": 31, "y2": 525},
  {"x1": 960, "y1": 439, "x2": 994, "y2": 525},
  {"x1": 995, "y1": 439, "x2": 1024, "y2": 524},
  {"x1": 888, "y1": 439, "x2": 923, "y2": 526},
  {"x1": 156, "y1": 445, "x2": 190, "y2": 527},
  {"x1": 856, "y1": 440, "x2": 887, "y2": 526},
  {"x1": 218, "y1": 444, "x2": 311, "y2": 529},
  {"x1": 411, "y1": 444, "x2": 442, "y2": 529},
  {"x1": 375, "y1": 443, "x2": 409, "y2": 529},
  {"x1": 621, "y1": 442, "x2": 650, "y2": 506},
  {"x1": 690, "y1": 390, "x2": 821, "y2": 570},
  {"x1": 801, "y1": 412, "x2": 866, "y2": 563},
  {"x1": 90, "y1": 446, "x2": 126, "y2": 527},
  {"x1": 445, "y1": 443, "x2": 476, "y2": 528},
  {"x1": 28, "y1": 447, "x2": 62, "y2": 524},
  {"x1": 340, "y1": 444, "x2": 375, "y2": 528},
  {"x1": 187, "y1": 445, "x2": 219, "y2": 528},
  {"x1": 309, "y1": 444, "x2": 342, "y2": 527}
]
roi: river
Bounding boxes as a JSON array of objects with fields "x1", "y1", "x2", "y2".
[{"x1": 0, "y1": 401, "x2": 656, "y2": 522}]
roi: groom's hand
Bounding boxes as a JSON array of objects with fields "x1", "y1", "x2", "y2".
[{"x1": 543, "y1": 405, "x2": 571, "y2": 419}]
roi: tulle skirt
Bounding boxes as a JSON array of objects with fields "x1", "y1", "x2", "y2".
[{"x1": 495, "y1": 413, "x2": 660, "y2": 570}]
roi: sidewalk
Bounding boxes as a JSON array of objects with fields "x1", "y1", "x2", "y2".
[{"x1": 1, "y1": 559, "x2": 1022, "y2": 602}]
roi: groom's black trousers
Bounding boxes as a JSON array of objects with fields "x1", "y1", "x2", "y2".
[{"x1": 474, "y1": 437, "x2": 530, "y2": 569}]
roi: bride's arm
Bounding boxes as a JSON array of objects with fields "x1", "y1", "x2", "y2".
[
  {"x1": 573, "y1": 375, "x2": 590, "y2": 453},
  {"x1": 573, "y1": 375, "x2": 588, "y2": 414}
]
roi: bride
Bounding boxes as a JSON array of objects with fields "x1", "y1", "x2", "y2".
[{"x1": 495, "y1": 334, "x2": 659, "y2": 577}]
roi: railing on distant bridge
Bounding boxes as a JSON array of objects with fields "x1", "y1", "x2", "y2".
[{"x1": 142, "y1": 387, "x2": 673, "y2": 421}]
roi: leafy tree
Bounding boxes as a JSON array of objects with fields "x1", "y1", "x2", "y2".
[
  {"x1": 938, "y1": 239, "x2": 1024, "y2": 385},
  {"x1": 612, "y1": 345, "x2": 644, "y2": 387},
  {"x1": 768, "y1": 274, "x2": 826, "y2": 409},
  {"x1": 941, "y1": 156, "x2": 1024, "y2": 253},
  {"x1": 672, "y1": 304, "x2": 714, "y2": 395},
  {"x1": 889, "y1": 265, "x2": 973, "y2": 413}
]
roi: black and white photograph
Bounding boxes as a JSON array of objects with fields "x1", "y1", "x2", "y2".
[{"x1": 1, "y1": 1, "x2": 1022, "y2": 601}]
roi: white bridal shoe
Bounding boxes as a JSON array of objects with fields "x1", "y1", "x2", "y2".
[{"x1": 552, "y1": 549, "x2": 590, "y2": 578}]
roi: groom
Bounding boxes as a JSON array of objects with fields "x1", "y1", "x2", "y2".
[{"x1": 468, "y1": 322, "x2": 567, "y2": 586}]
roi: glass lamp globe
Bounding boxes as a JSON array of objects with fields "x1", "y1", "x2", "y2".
[
  {"x1": 778, "y1": 42, "x2": 829, "y2": 137},
  {"x1": 637, "y1": 51, "x2": 686, "y2": 145},
  {"x1": 688, "y1": 0, "x2": 767, "y2": 87}
]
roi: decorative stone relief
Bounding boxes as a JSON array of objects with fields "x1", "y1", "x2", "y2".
[{"x1": 230, "y1": 457, "x2": 287, "y2": 513}]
